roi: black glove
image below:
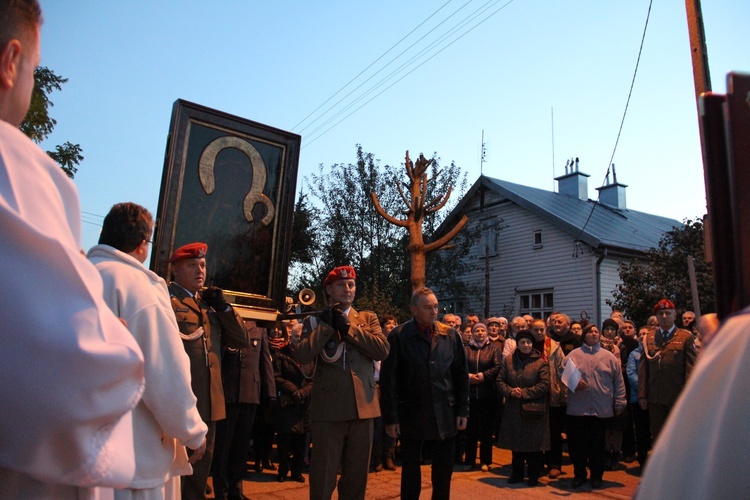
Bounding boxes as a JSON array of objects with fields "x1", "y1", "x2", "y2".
[
  {"x1": 318, "y1": 308, "x2": 334, "y2": 327},
  {"x1": 201, "y1": 286, "x2": 229, "y2": 311},
  {"x1": 331, "y1": 307, "x2": 350, "y2": 336}
]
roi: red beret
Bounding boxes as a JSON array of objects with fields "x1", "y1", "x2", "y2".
[
  {"x1": 169, "y1": 242, "x2": 208, "y2": 263},
  {"x1": 653, "y1": 298, "x2": 675, "y2": 313},
  {"x1": 324, "y1": 265, "x2": 356, "y2": 285}
]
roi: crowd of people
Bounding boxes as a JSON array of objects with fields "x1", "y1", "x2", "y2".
[
  {"x1": 442, "y1": 302, "x2": 700, "y2": 490},
  {"x1": 0, "y1": 1, "x2": 718, "y2": 498}
]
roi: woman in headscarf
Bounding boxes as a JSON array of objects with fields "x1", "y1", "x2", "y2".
[
  {"x1": 496, "y1": 330, "x2": 550, "y2": 486},
  {"x1": 463, "y1": 323, "x2": 501, "y2": 472},
  {"x1": 269, "y1": 322, "x2": 312, "y2": 483}
]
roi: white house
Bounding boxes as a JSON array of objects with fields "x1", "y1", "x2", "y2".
[{"x1": 435, "y1": 165, "x2": 680, "y2": 326}]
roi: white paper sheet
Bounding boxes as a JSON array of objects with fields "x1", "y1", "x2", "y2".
[{"x1": 562, "y1": 358, "x2": 582, "y2": 393}]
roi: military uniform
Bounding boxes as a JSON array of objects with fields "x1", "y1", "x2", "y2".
[
  {"x1": 638, "y1": 325, "x2": 696, "y2": 441},
  {"x1": 169, "y1": 282, "x2": 248, "y2": 500},
  {"x1": 212, "y1": 323, "x2": 276, "y2": 499},
  {"x1": 295, "y1": 308, "x2": 389, "y2": 500}
]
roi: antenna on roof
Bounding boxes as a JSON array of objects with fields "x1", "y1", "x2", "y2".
[
  {"x1": 612, "y1": 163, "x2": 618, "y2": 183},
  {"x1": 480, "y1": 129, "x2": 487, "y2": 176},
  {"x1": 551, "y1": 108, "x2": 555, "y2": 190}
]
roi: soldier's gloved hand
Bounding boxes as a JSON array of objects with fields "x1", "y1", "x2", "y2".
[
  {"x1": 318, "y1": 308, "x2": 334, "y2": 327},
  {"x1": 331, "y1": 307, "x2": 350, "y2": 336},
  {"x1": 202, "y1": 286, "x2": 229, "y2": 311}
]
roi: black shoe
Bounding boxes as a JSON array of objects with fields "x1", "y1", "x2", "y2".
[
  {"x1": 293, "y1": 475, "x2": 306, "y2": 483},
  {"x1": 572, "y1": 477, "x2": 586, "y2": 488},
  {"x1": 276, "y1": 475, "x2": 285, "y2": 482},
  {"x1": 591, "y1": 478, "x2": 603, "y2": 488},
  {"x1": 508, "y1": 475, "x2": 523, "y2": 484},
  {"x1": 527, "y1": 478, "x2": 539, "y2": 487},
  {"x1": 262, "y1": 460, "x2": 277, "y2": 471}
]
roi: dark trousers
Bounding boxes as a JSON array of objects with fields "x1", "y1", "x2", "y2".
[
  {"x1": 400, "y1": 436, "x2": 455, "y2": 500},
  {"x1": 567, "y1": 415, "x2": 606, "y2": 481},
  {"x1": 621, "y1": 404, "x2": 637, "y2": 458},
  {"x1": 465, "y1": 398, "x2": 495, "y2": 466},
  {"x1": 648, "y1": 402, "x2": 672, "y2": 445},
  {"x1": 276, "y1": 431, "x2": 307, "y2": 479},
  {"x1": 309, "y1": 418, "x2": 373, "y2": 500},
  {"x1": 182, "y1": 419, "x2": 216, "y2": 500},
  {"x1": 212, "y1": 403, "x2": 258, "y2": 498},
  {"x1": 511, "y1": 451, "x2": 544, "y2": 480},
  {"x1": 630, "y1": 402, "x2": 652, "y2": 466},
  {"x1": 252, "y1": 410, "x2": 275, "y2": 466},
  {"x1": 545, "y1": 405, "x2": 566, "y2": 469}
]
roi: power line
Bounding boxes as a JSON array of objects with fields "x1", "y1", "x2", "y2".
[
  {"x1": 302, "y1": 0, "x2": 517, "y2": 148},
  {"x1": 574, "y1": 0, "x2": 654, "y2": 242},
  {"x1": 292, "y1": 0, "x2": 458, "y2": 132}
]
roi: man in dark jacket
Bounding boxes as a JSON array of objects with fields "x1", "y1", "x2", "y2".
[{"x1": 380, "y1": 287, "x2": 470, "y2": 500}]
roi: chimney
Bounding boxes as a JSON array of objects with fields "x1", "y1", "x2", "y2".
[
  {"x1": 555, "y1": 157, "x2": 589, "y2": 201},
  {"x1": 596, "y1": 163, "x2": 628, "y2": 209}
]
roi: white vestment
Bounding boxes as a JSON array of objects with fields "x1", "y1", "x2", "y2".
[{"x1": 0, "y1": 121, "x2": 145, "y2": 497}]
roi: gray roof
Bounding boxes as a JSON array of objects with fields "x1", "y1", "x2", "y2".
[{"x1": 443, "y1": 175, "x2": 681, "y2": 254}]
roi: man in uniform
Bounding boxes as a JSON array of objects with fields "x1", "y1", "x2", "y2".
[
  {"x1": 294, "y1": 265, "x2": 389, "y2": 500},
  {"x1": 0, "y1": 1, "x2": 144, "y2": 496},
  {"x1": 638, "y1": 299, "x2": 696, "y2": 443},
  {"x1": 168, "y1": 242, "x2": 249, "y2": 499},
  {"x1": 212, "y1": 318, "x2": 276, "y2": 500}
]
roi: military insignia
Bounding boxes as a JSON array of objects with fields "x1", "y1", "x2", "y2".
[
  {"x1": 340, "y1": 268, "x2": 348, "y2": 278},
  {"x1": 253, "y1": 339, "x2": 259, "y2": 346}
]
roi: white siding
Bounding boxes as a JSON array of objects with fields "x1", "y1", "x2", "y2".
[{"x1": 452, "y1": 199, "x2": 599, "y2": 324}]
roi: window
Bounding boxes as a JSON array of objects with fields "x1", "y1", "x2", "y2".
[
  {"x1": 533, "y1": 230, "x2": 542, "y2": 249},
  {"x1": 440, "y1": 298, "x2": 466, "y2": 316},
  {"x1": 478, "y1": 219, "x2": 498, "y2": 257},
  {"x1": 518, "y1": 289, "x2": 554, "y2": 319}
]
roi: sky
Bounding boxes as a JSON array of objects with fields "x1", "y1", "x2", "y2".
[{"x1": 38, "y1": 1, "x2": 750, "y2": 252}]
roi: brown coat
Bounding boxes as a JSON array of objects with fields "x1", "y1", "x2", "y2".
[
  {"x1": 638, "y1": 327, "x2": 696, "y2": 406},
  {"x1": 294, "y1": 308, "x2": 389, "y2": 421},
  {"x1": 169, "y1": 283, "x2": 248, "y2": 421},
  {"x1": 496, "y1": 349, "x2": 550, "y2": 452}
]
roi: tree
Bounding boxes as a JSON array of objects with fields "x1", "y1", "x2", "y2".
[
  {"x1": 290, "y1": 146, "x2": 469, "y2": 320},
  {"x1": 20, "y1": 67, "x2": 83, "y2": 178},
  {"x1": 608, "y1": 217, "x2": 714, "y2": 325},
  {"x1": 371, "y1": 151, "x2": 469, "y2": 292}
]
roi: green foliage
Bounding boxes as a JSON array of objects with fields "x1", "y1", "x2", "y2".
[
  {"x1": 608, "y1": 217, "x2": 714, "y2": 326},
  {"x1": 19, "y1": 67, "x2": 83, "y2": 178},
  {"x1": 48, "y1": 141, "x2": 82, "y2": 178},
  {"x1": 289, "y1": 145, "x2": 469, "y2": 321}
]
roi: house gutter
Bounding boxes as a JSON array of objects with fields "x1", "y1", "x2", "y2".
[{"x1": 595, "y1": 248, "x2": 607, "y2": 324}]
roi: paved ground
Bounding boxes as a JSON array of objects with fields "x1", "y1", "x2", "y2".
[{"x1": 226, "y1": 445, "x2": 641, "y2": 499}]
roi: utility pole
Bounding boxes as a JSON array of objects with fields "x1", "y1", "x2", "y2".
[{"x1": 479, "y1": 131, "x2": 491, "y2": 319}]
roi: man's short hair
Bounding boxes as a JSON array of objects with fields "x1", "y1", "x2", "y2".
[
  {"x1": 0, "y1": 0, "x2": 42, "y2": 48},
  {"x1": 99, "y1": 202, "x2": 153, "y2": 253},
  {"x1": 553, "y1": 313, "x2": 571, "y2": 326},
  {"x1": 411, "y1": 287, "x2": 436, "y2": 307}
]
